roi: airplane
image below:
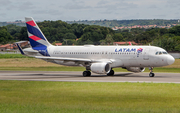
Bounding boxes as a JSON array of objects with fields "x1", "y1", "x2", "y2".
[{"x1": 16, "y1": 17, "x2": 175, "y2": 77}]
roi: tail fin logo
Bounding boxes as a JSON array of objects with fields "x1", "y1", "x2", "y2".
[
  {"x1": 26, "y1": 20, "x2": 46, "y2": 41},
  {"x1": 25, "y1": 17, "x2": 51, "y2": 56},
  {"x1": 26, "y1": 20, "x2": 36, "y2": 27}
]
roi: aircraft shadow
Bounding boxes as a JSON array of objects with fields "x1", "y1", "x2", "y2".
[
  {"x1": 11, "y1": 72, "x2": 166, "y2": 79},
  {"x1": 90, "y1": 73, "x2": 133, "y2": 77},
  {"x1": 15, "y1": 73, "x2": 135, "y2": 78}
]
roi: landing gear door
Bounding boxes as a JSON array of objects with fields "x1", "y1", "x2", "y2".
[{"x1": 143, "y1": 48, "x2": 149, "y2": 60}]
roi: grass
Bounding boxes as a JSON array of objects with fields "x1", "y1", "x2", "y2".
[
  {"x1": 0, "y1": 55, "x2": 179, "y2": 112},
  {"x1": 0, "y1": 81, "x2": 180, "y2": 113},
  {"x1": 0, "y1": 54, "x2": 29, "y2": 59}
]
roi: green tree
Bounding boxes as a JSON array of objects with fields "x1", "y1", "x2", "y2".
[
  {"x1": 169, "y1": 26, "x2": 180, "y2": 36},
  {"x1": 6, "y1": 24, "x2": 22, "y2": 37},
  {"x1": 62, "y1": 39, "x2": 76, "y2": 45},
  {"x1": 64, "y1": 33, "x2": 77, "y2": 39},
  {"x1": 105, "y1": 34, "x2": 114, "y2": 45},
  {"x1": 99, "y1": 39, "x2": 106, "y2": 45},
  {"x1": 19, "y1": 27, "x2": 28, "y2": 41},
  {"x1": 113, "y1": 33, "x2": 123, "y2": 42},
  {"x1": 0, "y1": 26, "x2": 13, "y2": 44}
]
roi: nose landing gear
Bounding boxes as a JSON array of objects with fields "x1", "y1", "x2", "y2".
[{"x1": 149, "y1": 67, "x2": 155, "y2": 77}]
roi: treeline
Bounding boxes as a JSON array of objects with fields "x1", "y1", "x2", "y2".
[
  {"x1": 1, "y1": 19, "x2": 179, "y2": 28},
  {"x1": 1, "y1": 20, "x2": 115, "y2": 46},
  {"x1": 115, "y1": 27, "x2": 180, "y2": 51},
  {"x1": 0, "y1": 26, "x2": 13, "y2": 44},
  {"x1": 67, "y1": 19, "x2": 179, "y2": 28},
  {"x1": 0, "y1": 22, "x2": 25, "y2": 27},
  {"x1": 0, "y1": 20, "x2": 180, "y2": 51}
]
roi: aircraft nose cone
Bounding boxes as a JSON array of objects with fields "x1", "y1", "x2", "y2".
[{"x1": 167, "y1": 55, "x2": 175, "y2": 65}]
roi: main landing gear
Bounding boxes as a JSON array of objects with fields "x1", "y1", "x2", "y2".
[
  {"x1": 149, "y1": 67, "x2": 155, "y2": 77},
  {"x1": 83, "y1": 69, "x2": 115, "y2": 77},
  {"x1": 107, "y1": 69, "x2": 114, "y2": 76},
  {"x1": 83, "y1": 71, "x2": 91, "y2": 77}
]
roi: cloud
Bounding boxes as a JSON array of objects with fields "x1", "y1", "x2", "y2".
[
  {"x1": 166, "y1": 0, "x2": 180, "y2": 8},
  {"x1": 0, "y1": 0, "x2": 11, "y2": 6},
  {"x1": 0, "y1": 0, "x2": 180, "y2": 21},
  {"x1": 175, "y1": 12, "x2": 180, "y2": 15},
  {"x1": 64, "y1": 1, "x2": 92, "y2": 10},
  {"x1": 18, "y1": 1, "x2": 35, "y2": 11},
  {"x1": 97, "y1": 0, "x2": 110, "y2": 5},
  {"x1": 95, "y1": 1, "x2": 137, "y2": 15},
  {"x1": 32, "y1": 9, "x2": 62, "y2": 16},
  {"x1": 154, "y1": 14, "x2": 167, "y2": 18},
  {"x1": 0, "y1": 13, "x2": 6, "y2": 17},
  {"x1": 95, "y1": 1, "x2": 137, "y2": 10},
  {"x1": 64, "y1": 4, "x2": 92, "y2": 10},
  {"x1": 148, "y1": 5, "x2": 158, "y2": 9},
  {"x1": 5, "y1": 1, "x2": 35, "y2": 12}
]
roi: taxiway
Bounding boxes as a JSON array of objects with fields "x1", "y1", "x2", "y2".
[{"x1": 0, "y1": 71, "x2": 180, "y2": 83}]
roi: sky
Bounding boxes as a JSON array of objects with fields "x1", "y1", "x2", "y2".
[{"x1": 0, "y1": 0, "x2": 180, "y2": 22}]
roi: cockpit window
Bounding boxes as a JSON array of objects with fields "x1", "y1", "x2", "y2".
[
  {"x1": 163, "y1": 51, "x2": 168, "y2": 54},
  {"x1": 155, "y1": 51, "x2": 168, "y2": 55}
]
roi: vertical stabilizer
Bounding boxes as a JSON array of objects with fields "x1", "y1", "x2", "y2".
[{"x1": 25, "y1": 17, "x2": 51, "y2": 56}]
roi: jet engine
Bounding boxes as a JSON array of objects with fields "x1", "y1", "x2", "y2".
[
  {"x1": 90, "y1": 63, "x2": 111, "y2": 74},
  {"x1": 125, "y1": 67, "x2": 145, "y2": 73}
]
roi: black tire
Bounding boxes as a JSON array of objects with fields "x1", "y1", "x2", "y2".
[
  {"x1": 87, "y1": 71, "x2": 91, "y2": 76},
  {"x1": 83, "y1": 71, "x2": 88, "y2": 77},
  {"x1": 149, "y1": 73, "x2": 155, "y2": 77},
  {"x1": 107, "y1": 70, "x2": 114, "y2": 76},
  {"x1": 83, "y1": 71, "x2": 91, "y2": 77}
]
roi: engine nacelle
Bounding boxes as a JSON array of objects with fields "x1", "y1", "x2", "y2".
[
  {"x1": 126, "y1": 67, "x2": 145, "y2": 73},
  {"x1": 90, "y1": 63, "x2": 111, "y2": 74}
]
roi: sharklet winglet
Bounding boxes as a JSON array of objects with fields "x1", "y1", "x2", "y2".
[{"x1": 16, "y1": 43, "x2": 25, "y2": 55}]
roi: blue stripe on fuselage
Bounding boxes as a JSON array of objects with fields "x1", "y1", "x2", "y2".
[{"x1": 33, "y1": 46, "x2": 50, "y2": 56}]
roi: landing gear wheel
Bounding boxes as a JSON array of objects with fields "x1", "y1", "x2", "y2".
[
  {"x1": 149, "y1": 72, "x2": 155, "y2": 77},
  {"x1": 149, "y1": 67, "x2": 155, "y2": 77},
  {"x1": 83, "y1": 71, "x2": 91, "y2": 77},
  {"x1": 107, "y1": 70, "x2": 114, "y2": 76},
  {"x1": 87, "y1": 71, "x2": 91, "y2": 76}
]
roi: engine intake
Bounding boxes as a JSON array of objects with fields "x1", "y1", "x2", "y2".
[
  {"x1": 91, "y1": 63, "x2": 111, "y2": 74},
  {"x1": 126, "y1": 67, "x2": 145, "y2": 73}
]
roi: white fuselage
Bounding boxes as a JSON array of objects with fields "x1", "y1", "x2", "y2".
[{"x1": 38, "y1": 45, "x2": 174, "y2": 68}]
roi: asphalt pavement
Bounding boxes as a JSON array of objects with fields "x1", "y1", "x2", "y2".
[{"x1": 0, "y1": 71, "x2": 180, "y2": 83}]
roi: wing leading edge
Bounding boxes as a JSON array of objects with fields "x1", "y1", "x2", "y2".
[{"x1": 35, "y1": 56, "x2": 113, "y2": 64}]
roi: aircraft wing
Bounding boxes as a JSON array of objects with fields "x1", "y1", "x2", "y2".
[
  {"x1": 35, "y1": 56, "x2": 112, "y2": 63},
  {"x1": 36, "y1": 56, "x2": 92, "y2": 62}
]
